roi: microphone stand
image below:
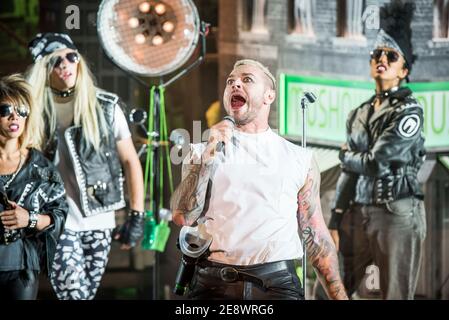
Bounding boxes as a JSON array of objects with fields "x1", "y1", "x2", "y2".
[
  {"x1": 299, "y1": 91, "x2": 316, "y2": 298},
  {"x1": 300, "y1": 96, "x2": 308, "y2": 295},
  {"x1": 152, "y1": 85, "x2": 161, "y2": 300},
  {"x1": 148, "y1": 21, "x2": 209, "y2": 300}
]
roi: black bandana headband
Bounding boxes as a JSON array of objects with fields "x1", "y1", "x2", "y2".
[
  {"x1": 373, "y1": 29, "x2": 406, "y2": 60},
  {"x1": 28, "y1": 33, "x2": 78, "y2": 62},
  {"x1": 372, "y1": 0, "x2": 416, "y2": 73}
]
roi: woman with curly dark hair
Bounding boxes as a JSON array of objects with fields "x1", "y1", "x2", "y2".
[{"x1": 0, "y1": 74, "x2": 67, "y2": 300}]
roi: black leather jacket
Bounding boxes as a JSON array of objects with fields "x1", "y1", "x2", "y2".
[
  {"x1": 329, "y1": 87, "x2": 426, "y2": 228},
  {"x1": 43, "y1": 91, "x2": 126, "y2": 217},
  {"x1": 0, "y1": 148, "x2": 67, "y2": 274}
]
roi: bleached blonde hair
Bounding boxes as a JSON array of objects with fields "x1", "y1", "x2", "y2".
[
  {"x1": 25, "y1": 50, "x2": 108, "y2": 151},
  {"x1": 233, "y1": 59, "x2": 276, "y2": 90},
  {"x1": 0, "y1": 73, "x2": 42, "y2": 150}
]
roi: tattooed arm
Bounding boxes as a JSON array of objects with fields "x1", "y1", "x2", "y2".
[
  {"x1": 297, "y1": 155, "x2": 348, "y2": 300},
  {"x1": 170, "y1": 119, "x2": 233, "y2": 226},
  {"x1": 170, "y1": 147, "x2": 212, "y2": 226}
]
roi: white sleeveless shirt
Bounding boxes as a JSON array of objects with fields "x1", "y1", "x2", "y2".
[{"x1": 189, "y1": 128, "x2": 313, "y2": 265}]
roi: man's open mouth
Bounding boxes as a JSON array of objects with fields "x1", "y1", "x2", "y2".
[{"x1": 231, "y1": 94, "x2": 246, "y2": 109}]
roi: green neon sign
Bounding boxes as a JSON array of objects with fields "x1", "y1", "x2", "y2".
[{"x1": 279, "y1": 74, "x2": 449, "y2": 150}]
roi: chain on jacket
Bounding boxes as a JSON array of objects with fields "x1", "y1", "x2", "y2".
[
  {"x1": 329, "y1": 87, "x2": 426, "y2": 229},
  {"x1": 43, "y1": 91, "x2": 126, "y2": 217}
]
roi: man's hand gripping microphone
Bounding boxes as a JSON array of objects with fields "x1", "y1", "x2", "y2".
[{"x1": 215, "y1": 116, "x2": 235, "y2": 153}]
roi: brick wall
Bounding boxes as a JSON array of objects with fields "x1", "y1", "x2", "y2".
[{"x1": 219, "y1": 0, "x2": 449, "y2": 129}]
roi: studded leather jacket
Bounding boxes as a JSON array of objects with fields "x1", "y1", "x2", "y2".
[
  {"x1": 43, "y1": 91, "x2": 126, "y2": 217},
  {"x1": 0, "y1": 148, "x2": 67, "y2": 274},
  {"x1": 329, "y1": 87, "x2": 426, "y2": 229}
]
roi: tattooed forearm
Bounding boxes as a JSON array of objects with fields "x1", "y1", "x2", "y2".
[
  {"x1": 170, "y1": 163, "x2": 201, "y2": 212},
  {"x1": 297, "y1": 156, "x2": 348, "y2": 300},
  {"x1": 298, "y1": 168, "x2": 317, "y2": 220},
  {"x1": 301, "y1": 225, "x2": 347, "y2": 299},
  {"x1": 170, "y1": 151, "x2": 212, "y2": 225}
]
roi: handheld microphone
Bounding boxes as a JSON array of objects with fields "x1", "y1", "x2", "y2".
[
  {"x1": 173, "y1": 251, "x2": 197, "y2": 296},
  {"x1": 215, "y1": 115, "x2": 235, "y2": 153}
]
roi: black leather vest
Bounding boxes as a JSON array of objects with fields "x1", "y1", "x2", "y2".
[{"x1": 43, "y1": 91, "x2": 126, "y2": 217}]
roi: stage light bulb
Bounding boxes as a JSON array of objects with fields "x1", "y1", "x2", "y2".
[
  {"x1": 155, "y1": 3, "x2": 166, "y2": 15},
  {"x1": 135, "y1": 33, "x2": 146, "y2": 44},
  {"x1": 162, "y1": 21, "x2": 175, "y2": 33},
  {"x1": 152, "y1": 34, "x2": 164, "y2": 46},
  {"x1": 128, "y1": 17, "x2": 139, "y2": 28},
  {"x1": 138, "y1": 2, "x2": 151, "y2": 13},
  {"x1": 97, "y1": 0, "x2": 201, "y2": 77}
]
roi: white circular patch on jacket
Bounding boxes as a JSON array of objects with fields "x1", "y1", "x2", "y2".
[{"x1": 398, "y1": 114, "x2": 420, "y2": 138}]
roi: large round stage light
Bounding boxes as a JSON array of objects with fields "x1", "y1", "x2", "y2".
[{"x1": 97, "y1": 0, "x2": 200, "y2": 77}]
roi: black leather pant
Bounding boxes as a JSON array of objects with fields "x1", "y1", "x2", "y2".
[
  {"x1": 0, "y1": 270, "x2": 39, "y2": 300},
  {"x1": 188, "y1": 259, "x2": 304, "y2": 300}
]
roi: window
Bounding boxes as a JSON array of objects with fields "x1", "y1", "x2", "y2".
[
  {"x1": 241, "y1": 0, "x2": 253, "y2": 31},
  {"x1": 434, "y1": 0, "x2": 449, "y2": 39},
  {"x1": 241, "y1": 0, "x2": 268, "y2": 33},
  {"x1": 251, "y1": 0, "x2": 268, "y2": 33},
  {"x1": 289, "y1": 0, "x2": 315, "y2": 36},
  {"x1": 337, "y1": 0, "x2": 365, "y2": 38}
]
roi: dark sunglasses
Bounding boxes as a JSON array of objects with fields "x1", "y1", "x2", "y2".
[
  {"x1": 0, "y1": 104, "x2": 30, "y2": 118},
  {"x1": 49, "y1": 52, "x2": 80, "y2": 69},
  {"x1": 370, "y1": 49, "x2": 400, "y2": 63}
]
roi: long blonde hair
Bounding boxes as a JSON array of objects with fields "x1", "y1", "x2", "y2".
[
  {"x1": 25, "y1": 50, "x2": 108, "y2": 150},
  {"x1": 0, "y1": 73, "x2": 42, "y2": 150}
]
